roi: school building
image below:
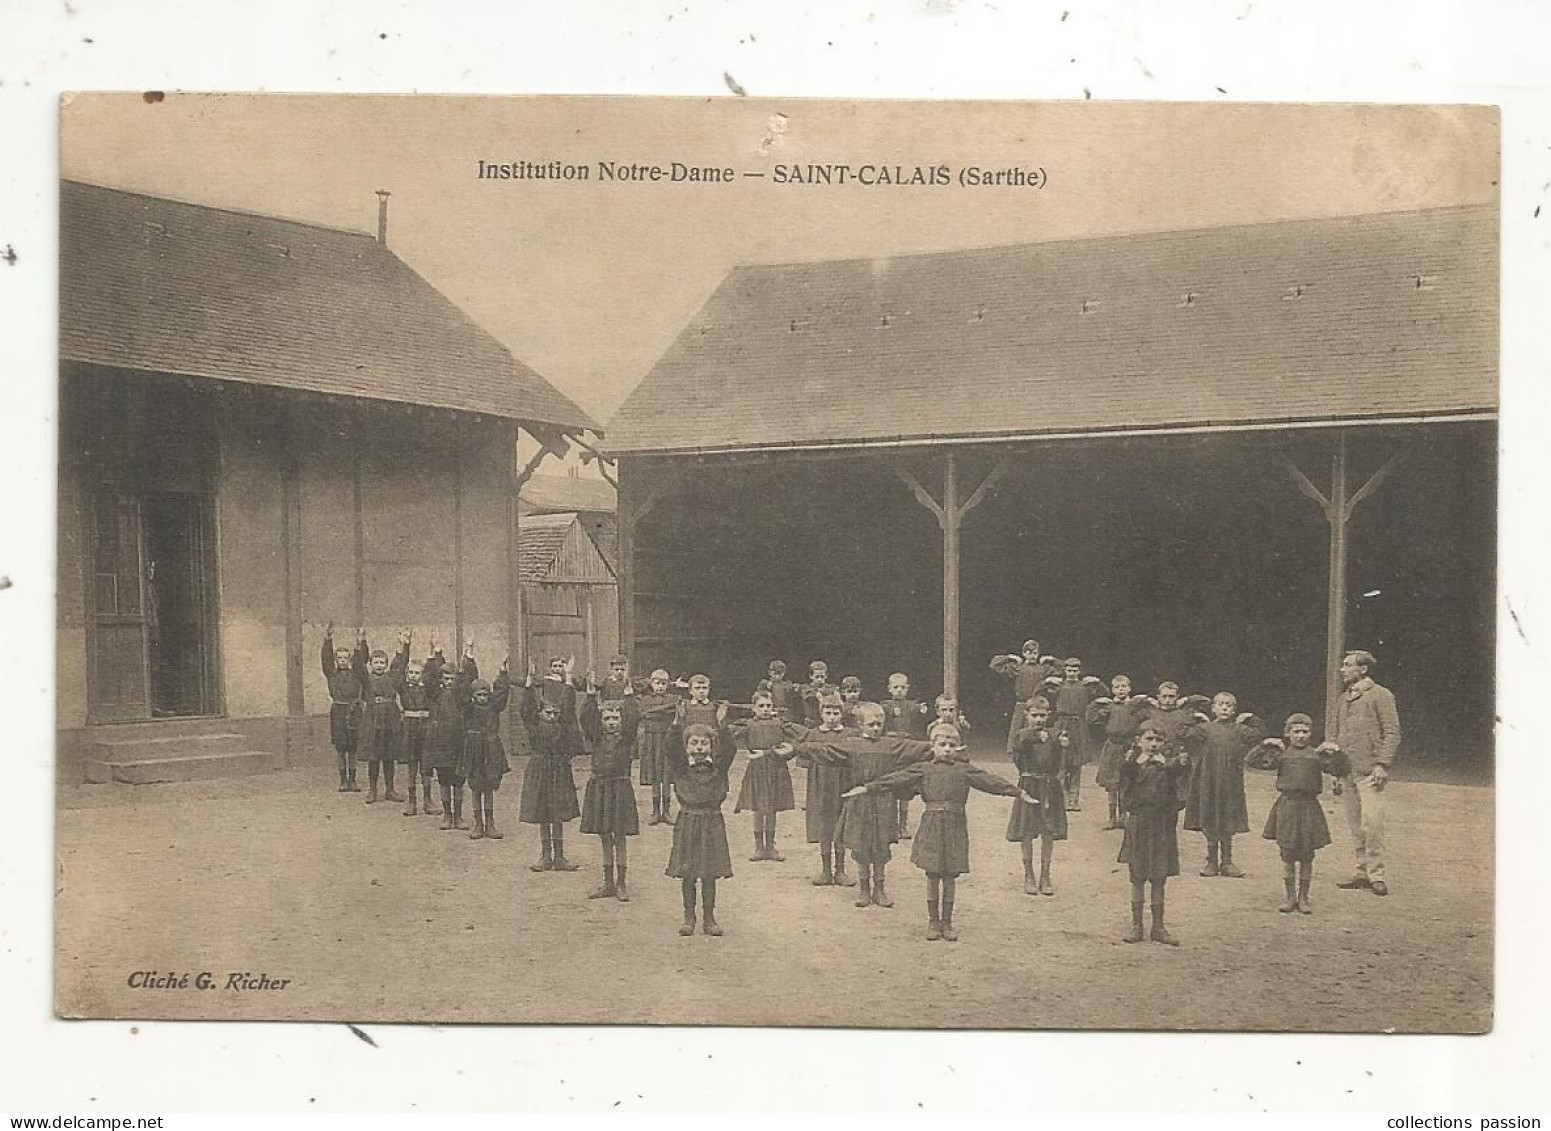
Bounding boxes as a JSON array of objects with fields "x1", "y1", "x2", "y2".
[
  {"x1": 57, "y1": 180, "x2": 598, "y2": 784},
  {"x1": 602, "y1": 206, "x2": 1497, "y2": 768}
]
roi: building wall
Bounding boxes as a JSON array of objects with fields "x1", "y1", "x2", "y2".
[
  {"x1": 58, "y1": 368, "x2": 526, "y2": 777},
  {"x1": 217, "y1": 398, "x2": 290, "y2": 720}
]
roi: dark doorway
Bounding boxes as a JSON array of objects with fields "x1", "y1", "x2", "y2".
[{"x1": 142, "y1": 492, "x2": 220, "y2": 718}]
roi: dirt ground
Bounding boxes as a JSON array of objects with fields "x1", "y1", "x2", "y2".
[{"x1": 54, "y1": 741, "x2": 1493, "y2": 1032}]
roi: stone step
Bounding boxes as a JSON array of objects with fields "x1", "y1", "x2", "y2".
[
  {"x1": 90, "y1": 732, "x2": 249, "y2": 763},
  {"x1": 84, "y1": 749, "x2": 286, "y2": 785}
]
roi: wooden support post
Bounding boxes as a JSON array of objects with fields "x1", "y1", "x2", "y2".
[
  {"x1": 616, "y1": 459, "x2": 637, "y2": 661},
  {"x1": 351, "y1": 409, "x2": 366, "y2": 630},
  {"x1": 1324, "y1": 433, "x2": 1350, "y2": 739},
  {"x1": 1280, "y1": 434, "x2": 1404, "y2": 738},
  {"x1": 895, "y1": 452, "x2": 1013, "y2": 701},
  {"x1": 452, "y1": 422, "x2": 466, "y2": 657},
  {"x1": 280, "y1": 456, "x2": 305, "y2": 717},
  {"x1": 507, "y1": 423, "x2": 524, "y2": 675},
  {"x1": 942, "y1": 452, "x2": 962, "y2": 700}
]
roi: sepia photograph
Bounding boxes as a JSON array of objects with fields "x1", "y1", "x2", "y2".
[{"x1": 54, "y1": 94, "x2": 1497, "y2": 1033}]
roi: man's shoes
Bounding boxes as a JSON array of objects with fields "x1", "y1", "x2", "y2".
[
  {"x1": 1370, "y1": 881, "x2": 1389, "y2": 896},
  {"x1": 1337, "y1": 876, "x2": 1372, "y2": 890}
]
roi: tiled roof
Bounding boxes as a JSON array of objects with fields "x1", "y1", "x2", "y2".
[
  {"x1": 519, "y1": 473, "x2": 617, "y2": 514},
  {"x1": 604, "y1": 205, "x2": 1496, "y2": 455},
  {"x1": 517, "y1": 512, "x2": 583, "y2": 583},
  {"x1": 60, "y1": 180, "x2": 597, "y2": 431}
]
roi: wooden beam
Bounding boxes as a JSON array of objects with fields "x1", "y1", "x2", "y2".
[
  {"x1": 1344, "y1": 452, "x2": 1403, "y2": 520},
  {"x1": 894, "y1": 464, "x2": 946, "y2": 529},
  {"x1": 513, "y1": 445, "x2": 551, "y2": 493},
  {"x1": 526, "y1": 423, "x2": 575, "y2": 462},
  {"x1": 1279, "y1": 454, "x2": 1334, "y2": 521},
  {"x1": 959, "y1": 453, "x2": 1014, "y2": 519}
]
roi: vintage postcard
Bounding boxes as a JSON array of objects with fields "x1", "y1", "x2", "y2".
[{"x1": 55, "y1": 94, "x2": 1497, "y2": 1030}]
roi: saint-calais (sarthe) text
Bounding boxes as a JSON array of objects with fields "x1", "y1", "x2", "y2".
[{"x1": 475, "y1": 159, "x2": 1046, "y2": 189}]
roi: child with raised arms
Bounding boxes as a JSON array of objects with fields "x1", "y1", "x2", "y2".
[
  {"x1": 1117, "y1": 717, "x2": 1192, "y2": 945},
  {"x1": 1251, "y1": 713, "x2": 1350, "y2": 914},
  {"x1": 578, "y1": 697, "x2": 640, "y2": 901},
  {"x1": 844, "y1": 724, "x2": 1032, "y2": 941},
  {"x1": 1006, "y1": 696, "x2": 1068, "y2": 896},
  {"x1": 732, "y1": 689, "x2": 798, "y2": 861}
]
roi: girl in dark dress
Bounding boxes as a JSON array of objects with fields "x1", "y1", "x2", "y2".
[
  {"x1": 1005, "y1": 697, "x2": 1069, "y2": 896},
  {"x1": 635, "y1": 669, "x2": 680, "y2": 826},
  {"x1": 1118, "y1": 718, "x2": 1192, "y2": 945},
  {"x1": 846, "y1": 725, "x2": 1031, "y2": 941},
  {"x1": 453, "y1": 645, "x2": 513, "y2": 842},
  {"x1": 519, "y1": 663, "x2": 583, "y2": 871},
  {"x1": 424, "y1": 646, "x2": 470, "y2": 831},
  {"x1": 732, "y1": 691, "x2": 798, "y2": 862},
  {"x1": 799, "y1": 703, "x2": 934, "y2": 909},
  {"x1": 1183, "y1": 692, "x2": 1266, "y2": 878},
  {"x1": 1041, "y1": 657, "x2": 1105, "y2": 812},
  {"x1": 990, "y1": 639, "x2": 1061, "y2": 756},
  {"x1": 578, "y1": 697, "x2": 640, "y2": 902},
  {"x1": 782, "y1": 693, "x2": 856, "y2": 887},
  {"x1": 321, "y1": 624, "x2": 364, "y2": 793},
  {"x1": 396, "y1": 639, "x2": 440, "y2": 818},
  {"x1": 1088, "y1": 674, "x2": 1146, "y2": 830},
  {"x1": 1251, "y1": 712, "x2": 1350, "y2": 914},
  {"x1": 666, "y1": 710, "x2": 740, "y2": 937}
]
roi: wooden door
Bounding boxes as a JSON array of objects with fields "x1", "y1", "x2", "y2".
[{"x1": 87, "y1": 493, "x2": 151, "y2": 722}]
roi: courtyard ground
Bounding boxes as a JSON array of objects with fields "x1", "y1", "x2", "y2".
[{"x1": 54, "y1": 741, "x2": 1492, "y2": 1032}]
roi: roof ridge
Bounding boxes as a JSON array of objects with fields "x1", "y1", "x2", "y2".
[
  {"x1": 725, "y1": 203, "x2": 1497, "y2": 275},
  {"x1": 61, "y1": 178, "x2": 376, "y2": 243}
]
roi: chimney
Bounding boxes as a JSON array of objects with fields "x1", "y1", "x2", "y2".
[{"x1": 375, "y1": 189, "x2": 391, "y2": 245}]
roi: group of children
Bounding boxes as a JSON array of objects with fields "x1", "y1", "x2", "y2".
[{"x1": 322, "y1": 629, "x2": 1353, "y2": 946}]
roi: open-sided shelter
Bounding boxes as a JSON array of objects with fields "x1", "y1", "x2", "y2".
[{"x1": 603, "y1": 206, "x2": 1497, "y2": 767}]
